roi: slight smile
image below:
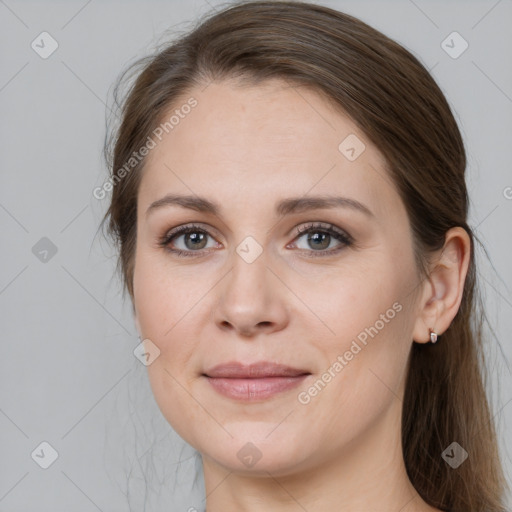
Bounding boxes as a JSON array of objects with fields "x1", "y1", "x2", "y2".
[{"x1": 202, "y1": 361, "x2": 311, "y2": 402}]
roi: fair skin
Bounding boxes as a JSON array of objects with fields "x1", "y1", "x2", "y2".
[{"x1": 132, "y1": 77, "x2": 470, "y2": 512}]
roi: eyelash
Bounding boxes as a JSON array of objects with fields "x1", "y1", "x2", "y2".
[{"x1": 158, "y1": 222, "x2": 353, "y2": 258}]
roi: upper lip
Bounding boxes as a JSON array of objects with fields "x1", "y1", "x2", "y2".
[{"x1": 203, "y1": 361, "x2": 311, "y2": 378}]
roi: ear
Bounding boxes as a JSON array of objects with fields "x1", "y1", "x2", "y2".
[{"x1": 412, "y1": 226, "x2": 471, "y2": 344}]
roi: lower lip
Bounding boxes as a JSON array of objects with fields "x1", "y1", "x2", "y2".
[{"x1": 205, "y1": 375, "x2": 309, "y2": 401}]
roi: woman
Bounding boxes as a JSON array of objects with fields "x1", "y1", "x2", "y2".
[{"x1": 101, "y1": 1, "x2": 508, "y2": 510}]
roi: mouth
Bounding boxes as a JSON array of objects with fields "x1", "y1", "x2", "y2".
[{"x1": 202, "y1": 361, "x2": 311, "y2": 401}]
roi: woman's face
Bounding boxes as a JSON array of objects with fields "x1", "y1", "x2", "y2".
[{"x1": 133, "y1": 77, "x2": 425, "y2": 476}]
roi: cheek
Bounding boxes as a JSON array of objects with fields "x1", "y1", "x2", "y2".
[
  {"x1": 133, "y1": 254, "x2": 208, "y2": 432},
  {"x1": 307, "y1": 262, "x2": 408, "y2": 347},
  {"x1": 300, "y1": 258, "x2": 415, "y2": 421},
  {"x1": 133, "y1": 248, "x2": 202, "y2": 341},
  {"x1": 145, "y1": 364, "x2": 206, "y2": 449},
  {"x1": 299, "y1": 302, "x2": 413, "y2": 452}
]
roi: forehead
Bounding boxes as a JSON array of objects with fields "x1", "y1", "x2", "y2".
[{"x1": 138, "y1": 78, "x2": 397, "y2": 220}]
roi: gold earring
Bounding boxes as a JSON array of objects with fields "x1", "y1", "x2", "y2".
[{"x1": 429, "y1": 329, "x2": 438, "y2": 344}]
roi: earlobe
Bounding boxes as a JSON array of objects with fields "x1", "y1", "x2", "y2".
[{"x1": 412, "y1": 226, "x2": 471, "y2": 344}]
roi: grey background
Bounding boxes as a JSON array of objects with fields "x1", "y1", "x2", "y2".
[{"x1": 1, "y1": 0, "x2": 511, "y2": 510}]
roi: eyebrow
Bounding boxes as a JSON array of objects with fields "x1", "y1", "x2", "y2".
[{"x1": 145, "y1": 193, "x2": 374, "y2": 218}]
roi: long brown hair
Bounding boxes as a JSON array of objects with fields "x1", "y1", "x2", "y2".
[{"x1": 101, "y1": 1, "x2": 508, "y2": 509}]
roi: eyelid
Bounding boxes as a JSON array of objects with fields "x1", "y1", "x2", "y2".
[
  {"x1": 162, "y1": 221, "x2": 349, "y2": 240},
  {"x1": 293, "y1": 221, "x2": 352, "y2": 241},
  {"x1": 287, "y1": 222, "x2": 353, "y2": 254},
  {"x1": 163, "y1": 222, "x2": 221, "y2": 241},
  {"x1": 159, "y1": 221, "x2": 353, "y2": 257}
]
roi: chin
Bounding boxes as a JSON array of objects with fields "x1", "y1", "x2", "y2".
[{"x1": 195, "y1": 425, "x2": 315, "y2": 476}]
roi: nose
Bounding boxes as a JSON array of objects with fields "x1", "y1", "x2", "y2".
[{"x1": 211, "y1": 245, "x2": 289, "y2": 338}]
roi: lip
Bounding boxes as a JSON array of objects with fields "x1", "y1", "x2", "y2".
[
  {"x1": 203, "y1": 361, "x2": 311, "y2": 401},
  {"x1": 204, "y1": 361, "x2": 310, "y2": 378}
]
